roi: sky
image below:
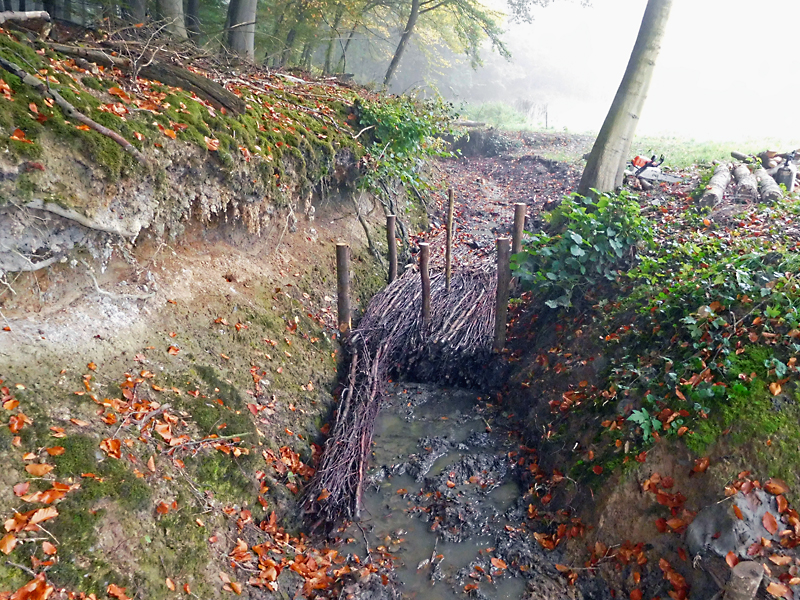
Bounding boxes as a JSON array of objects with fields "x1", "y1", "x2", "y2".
[{"x1": 484, "y1": 0, "x2": 800, "y2": 142}]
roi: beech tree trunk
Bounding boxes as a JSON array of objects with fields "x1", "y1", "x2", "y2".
[
  {"x1": 732, "y1": 163, "x2": 758, "y2": 202},
  {"x1": 335, "y1": 22, "x2": 357, "y2": 73},
  {"x1": 3, "y1": 0, "x2": 13, "y2": 11},
  {"x1": 158, "y1": 0, "x2": 188, "y2": 39},
  {"x1": 577, "y1": 0, "x2": 673, "y2": 196},
  {"x1": 323, "y1": 3, "x2": 343, "y2": 74},
  {"x1": 754, "y1": 166, "x2": 783, "y2": 203},
  {"x1": 186, "y1": 0, "x2": 200, "y2": 42},
  {"x1": 124, "y1": 0, "x2": 146, "y2": 24},
  {"x1": 383, "y1": 0, "x2": 420, "y2": 86},
  {"x1": 227, "y1": 0, "x2": 256, "y2": 60}
]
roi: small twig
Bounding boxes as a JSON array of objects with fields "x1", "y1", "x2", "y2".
[
  {"x1": 353, "y1": 125, "x2": 374, "y2": 140},
  {"x1": 6, "y1": 560, "x2": 37, "y2": 578},
  {"x1": 354, "y1": 521, "x2": 372, "y2": 563}
]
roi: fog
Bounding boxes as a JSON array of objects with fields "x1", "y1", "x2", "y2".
[{"x1": 462, "y1": 0, "x2": 800, "y2": 142}]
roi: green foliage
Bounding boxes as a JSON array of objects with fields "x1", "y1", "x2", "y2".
[
  {"x1": 355, "y1": 95, "x2": 457, "y2": 198},
  {"x1": 511, "y1": 190, "x2": 653, "y2": 308},
  {"x1": 627, "y1": 407, "x2": 661, "y2": 443}
]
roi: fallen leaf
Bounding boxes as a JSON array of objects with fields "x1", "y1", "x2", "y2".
[
  {"x1": 763, "y1": 512, "x2": 778, "y2": 535},
  {"x1": 0, "y1": 533, "x2": 16, "y2": 554},
  {"x1": 168, "y1": 346, "x2": 180, "y2": 355},
  {"x1": 163, "y1": 128, "x2": 177, "y2": 140},
  {"x1": 769, "y1": 382, "x2": 782, "y2": 396},
  {"x1": 764, "y1": 478, "x2": 790, "y2": 495},
  {"x1": 204, "y1": 136, "x2": 220, "y2": 151},
  {"x1": 766, "y1": 581, "x2": 791, "y2": 598},
  {"x1": 733, "y1": 505, "x2": 744, "y2": 520},
  {"x1": 45, "y1": 446, "x2": 65, "y2": 456},
  {"x1": 692, "y1": 457, "x2": 710, "y2": 473},
  {"x1": 769, "y1": 554, "x2": 792, "y2": 566},
  {"x1": 725, "y1": 551, "x2": 738, "y2": 568},
  {"x1": 42, "y1": 541, "x2": 57, "y2": 555},
  {"x1": 165, "y1": 578, "x2": 175, "y2": 591},
  {"x1": 490, "y1": 557, "x2": 507, "y2": 570},
  {"x1": 25, "y1": 463, "x2": 54, "y2": 477}
]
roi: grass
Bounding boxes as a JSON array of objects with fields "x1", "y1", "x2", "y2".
[{"x1": 460, "y1": 101, "x2": 800, "y2": 170}]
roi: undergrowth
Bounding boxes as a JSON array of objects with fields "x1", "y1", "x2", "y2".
[{"x1": 513, "y1": 183, "x2": 800, "y2": 487}]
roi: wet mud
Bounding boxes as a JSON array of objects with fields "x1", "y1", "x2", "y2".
[{"x1": 343, "y1": 383, "x2": 613, "y2": 600}]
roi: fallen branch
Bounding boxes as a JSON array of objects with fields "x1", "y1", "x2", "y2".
[
  {"x1": 27, "y1": 198, "x2": 140, "y2": 237},
  {"x1": 0, "y1": 57, "x2": 147, "y2": 165}
]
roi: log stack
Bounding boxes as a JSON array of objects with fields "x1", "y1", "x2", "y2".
[{"x1": 697, "y1": 149, "x2": 799, "y2": 208}]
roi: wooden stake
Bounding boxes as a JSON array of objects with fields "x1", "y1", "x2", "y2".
[
  {"x1": 445, "y1": 189, "x2": 455, "y2": 292},
  {"x1": 387, "y1": 215, "x2": 397, "y2": 283},
  {"x1": 512, "y1": 203, "x2": 526, "y2": 255},
  {"x1": 419, "y1": 243, "x2": 431, "y2": 329},
  {"x1": 336, "y1": 243, "x2": 351, "y2": 334},
  {"x1": 494, "y1": 238, "x2": 511, "y2": 352}
]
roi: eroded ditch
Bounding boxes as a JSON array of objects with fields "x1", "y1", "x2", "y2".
[{"x1": 341, "y1": 382, "x2": 610, "y2": 600}]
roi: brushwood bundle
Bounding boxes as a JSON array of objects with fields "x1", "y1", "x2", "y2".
[{"x1": 302, "y1": 266, "x2": 497, "y2": 529}]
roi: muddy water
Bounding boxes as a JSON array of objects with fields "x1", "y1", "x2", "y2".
[{"x1": 343, "y1": 383, "x2": 555, "y2": 600}]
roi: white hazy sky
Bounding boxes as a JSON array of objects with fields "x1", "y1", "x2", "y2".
[{"x1": 495, "y1": 0, "x2": 800, "y2": 141}]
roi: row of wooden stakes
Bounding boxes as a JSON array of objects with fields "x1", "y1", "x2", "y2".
[{"x1": 334, "y1": 191, "x2": 529, "y2": 352}]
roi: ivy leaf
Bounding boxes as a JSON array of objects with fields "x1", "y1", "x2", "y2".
[{"x1": 570, "y1": 245, "x2": 585, "y2": 257}]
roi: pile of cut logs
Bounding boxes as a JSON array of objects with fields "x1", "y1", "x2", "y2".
[{"x1": 700, "y1": 150, "x2": 798, "y2": 207}]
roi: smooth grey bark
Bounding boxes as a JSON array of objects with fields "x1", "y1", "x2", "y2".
[
  {"x1": 227, "y1": 0, "x2": 257, "y2": 59},
  {"x1": 158, "y1": 0, "x2": 188, "y2": 39},
  {"x1": 577, "y1": 0, "x2": 673, "y2": 196},
  {"x1": 186, "y1": 0, "x2": 200, "y2": 41},
  {"x1": 323, "y1": 3, "x2": 344, "y2": 74},
  {"x1": 383, "y1": 0, "x2": 420, "y2": 86},
  {"x1": 3, "y1": 0, "x2": 14, "y2": 10},
  {"x1": 335, "y1": 21, "x2": 357, "y2": 73},
  {"x1": 124, "y1": 0, "x2": 147, "y2": 23}
]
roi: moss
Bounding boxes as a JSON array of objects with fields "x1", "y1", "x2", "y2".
[
  {"x1": 191, "y1": 450, "x2": 255, "y2": 500},
  {"x1": 52, "y1": 435, "x2": 98, "y2": 476},
  {"x1": 81, "y1": 76, "x2": 104, "y2": 91}
]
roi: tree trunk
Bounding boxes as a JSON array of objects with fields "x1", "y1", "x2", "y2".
[
  {"x1": 18, "y1": 0, "x2": 25, "y2": 12},
  {"x1": 3, "y1": 0, "x2": 13, "y2": 11},
  {"x1": 280, "y1": 25, "x2": 298, "y2": 66},
  {"x1": 754, "y1": 166, "x2": 782, "y2": 203},
  {"x1": 577, "y1": 0, "x2": 673, "y2": 196},
  {"x1": 300, "y1": 40, "x2": 313, "y2": 68},
  {"x1": 383, "y1": 0, "x2": 420, "y2": 86},
  {"x1": 323, "y1": 3, "x2": 343, "y2": 74},
  {"x1": 157, "y1": 0, "x2": 188, "y2": 39},
  {"x1": 62, "y1": 0, "x2": 71, "y2": 20},
  {"x1": 41, "y1": 0, "x2": 54, "y2": 18},
  {"x1": 335, "y1": 21, "x2": 357, "y2": 73},
  {"x1": 124, "y1": 0, "x2": 146, "y2": 23},
  {"x1": 186, "y1": 0, "x2": 200, "y2": 41},
  {"x1": 227, "y1": 0, "x2": 256, "y2": 60}
]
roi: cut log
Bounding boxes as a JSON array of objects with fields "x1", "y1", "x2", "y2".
[
  {"x1": 0, "y1": 10, "x2": 49, "y2": 23},
  {"x1": 699, "y1": 163, "x2": 731, "y2": 208},
  {"x1": 732, "y1": 164, "x2": 758, "y2": 202},
  {"x1": 723, "y1": 561, "x2": 762, "y2": 600},
  {"x1": 47, "y1": 43, "x2": 246, "y2": 115},
  {"x1": 753, "y1": 167, "x2": 783, "y2": 203}
]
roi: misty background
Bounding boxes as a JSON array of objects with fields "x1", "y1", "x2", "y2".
[{"x1": 372, "y1": 0, "x2": 800, "y2": 143}]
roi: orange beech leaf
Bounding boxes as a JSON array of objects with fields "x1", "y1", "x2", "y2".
[
  {"x1": 42, "y1": 541, "x2": 57, "y2": 555},
  {"x1": 733, "y1": 505, "x2": 744, "y2": 520},
  {"x1": 13, "y1": 482, "x2": 29, "y2": 497},
  {"x1": 725, "y1": 551, "x2": 738, "y2": 568},
  {"x1": 204, "y1": 136, "x2": 220, "y2": 151},
  {"x1": 0, "y1": 533, "x2": 16, "y2": 554},
  {"x1": 45, "y1": 446, "x2": 65, "y2": 456},
  {"x1": 29, "y1": 507, "x2": 58, "y2": 526},
  {"x1": 163, "y1": 128, "x2": 177, "y2": 139},
  {"x1": 230, "y1": 581, "x2": 242, "y2": 594},
  {"x1": 490, "y1": 557, "x2": 507, "y2": 570},
  {"x1": 769, "y1": 382, "x2": 782, "y2": 396},
  {"x1": 692, "y1": 457, "x2": 710, "y2": 473},
  {"x1": 133, "y1": 131, "x2": 144, "y2": 141},
  {"x1": 107, "y1": 583, "x2": 132, "y2": 600},
  {"x1": 165, "y1": 578, "x2": 176, "y2": 591},
  {"x1": 9, "y1": 128, "x2": 33, "y2": 143},
  {"x1": 156, "y1": 502, "x2": 171, "y2": 515},
  {"x1": 769, "y1": 554, "x2": 792, "y2": 566},
  {"x1": 763, "y1": 511, "x2": 779, "y2": 535},
  {"x1": 167, "y1": 345, "x2": 180, "y2": 355},
  {"x1": 777, "y1": 495, "x2": 788, "y2": 514},
  {"x1": 25, "y1": 463, "x2": 54, "y2": 477},
  {"x1": 630, "y1": 589, "x2": 642, "y2": 600},
  {"x1": 766, "y1": 582, "x2": 791, "y2": 599},
  {"x1": 75, "y1": 124, "x2": 91, "y2": 131},
  {"x1": 316, "y1": 489, "x2": 330, "y2": 501},
  {"x1": 108, "y1": 87, "x2": 131, "y2": 103},
  {"x1": 764, "y1": 478, "x2": 790, "y2": 495},
  {"x1": 100, "y1": 438, "x2": 121, "y2": 459},
  {"x1": 147, "y1": 455, "x2": 156, "y2": 473}
]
